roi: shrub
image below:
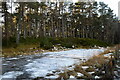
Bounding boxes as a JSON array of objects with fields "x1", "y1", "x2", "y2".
[
  {"x1": 2, "y1": 37, "x2": 17, "y2": 48},
  {"x1": 61, "y1": 42, "x2": 73, "y2": 48},
  {"x1": 2, "y1": 37, "x2": 110, "y2": 49},
  {"x1": 40, "y1": 37, "x2": 53, "y2": 50}
]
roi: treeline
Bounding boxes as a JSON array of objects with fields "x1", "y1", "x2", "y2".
[{"x1": 1, "y1": 1, "x2": 120, "y2": 46}]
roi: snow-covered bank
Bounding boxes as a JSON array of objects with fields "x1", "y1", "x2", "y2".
[{"x1": 24, "y1": 49, "x2": 105, "y2": 78}]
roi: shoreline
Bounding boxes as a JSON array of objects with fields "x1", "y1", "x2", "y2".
[{"x1": 2, "y1": 46, "x2": 108, "y2": 58}]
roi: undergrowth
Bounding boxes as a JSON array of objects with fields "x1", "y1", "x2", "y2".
[{"x1": 3, "y1": 37, "x2": 110, "y2": 50}]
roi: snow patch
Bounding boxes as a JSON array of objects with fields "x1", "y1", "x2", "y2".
[
  {"x1": 70, "y1": 75, "x2": 75, "y2": 78},
  {"x1": 77, "y1": 73, "x2": 84, "y2": 77},
  {"x1": 81, "y1": 66, "x2": 89, "y2": 69},
  {"x1": 104, "y1": 53, "x2": 113, "y2": 57},
  {"x1": 88, "y1": 72, "x2": 95, "y2": 74},
  {"x1": 7, "y1": 58, "x2": 18, "y2": 60},
  {"x1": 45, "y1": 75, "x2": 59, "y2": 79},
  {"x1": 102, "y1": 71, "x2": 105, "y2": 74},
  {"x1": 2, "y1": 64, "x2": 8, "y2": 66},
  {"x1": 116, "y1": 65, "x2": 120, "y2": 68},
  {"x1": 95, "y1": 76, "x2": 100, "y2": 79},
  {"x1": 27, "y1": 60, "x2": 31, "y2": 62}
]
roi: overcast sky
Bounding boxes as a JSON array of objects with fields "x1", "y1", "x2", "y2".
[
  {"x1": 97, "y1": 0, "x2": 119, "y2": 16},
  {"x1": 73, "y1": 0, "x2": 119, "y2": 16}
]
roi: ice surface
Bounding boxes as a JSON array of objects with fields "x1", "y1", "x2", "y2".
[
  {"x1": 1, "y1": 71, "x2": 23, "y2": 79},
  {"x1": 24, "y1": 49, "x2": 105, "y2": 78},
  {"x1": 2, "y1": 49, "x2": 105, "y2": 79}
]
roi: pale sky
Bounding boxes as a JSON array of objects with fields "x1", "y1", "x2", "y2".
[
  {"x1": 97, "y1": 0, "x2": 119, "y2": 16},
  {"x1": 72, "y1": 0, "x2": 119, "y2": 16}
]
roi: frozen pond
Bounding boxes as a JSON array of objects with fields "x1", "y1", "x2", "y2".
[{"x1": 1, "y1": 48, "x2": 105, "y2": 79}]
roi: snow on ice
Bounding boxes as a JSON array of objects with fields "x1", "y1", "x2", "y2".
[
  {"x1": 24, "y1": 49, "x2": 105, "y2": 78},
  {"x1": 1, "y1": 71, "x2": 23, "y2": 79}
]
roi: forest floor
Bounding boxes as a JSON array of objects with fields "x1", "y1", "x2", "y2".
[
  {"x1": 2, "y1": 44, "x2": 47, "y2": 57},
  {"x1": 2, "y1": 44, "x2": 89, "y2": 58}
]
